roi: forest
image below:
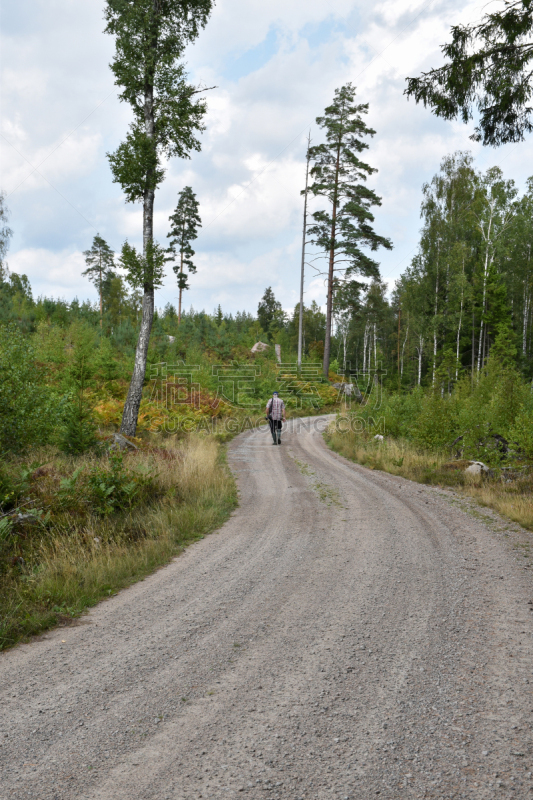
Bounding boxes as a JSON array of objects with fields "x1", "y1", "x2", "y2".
[{"x1": 3, "y1": 146, "x2": 533, "y2": 445}]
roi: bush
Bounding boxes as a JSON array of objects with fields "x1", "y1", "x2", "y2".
[
  {"x1": 58, "y1": 323, "x2": 98, "y2": 454},
  {"x1": 0, "y1": 323, "x2": 59, "y2": 452},
  {"x1": 509, "y1": 401, "x2": 533, "y2": 460},
  {"x1": 87, "y1": 452, "x2": 154, "y2": 515},
  {"x1": 58, "y1": 387, "x2": 98, "y2": 454}
]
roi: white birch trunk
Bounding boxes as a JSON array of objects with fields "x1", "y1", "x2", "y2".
[
  {"x1": 456, "y1": 257, "x2": 465, "y2": 380},
  {"x1": 416, "y1": 335, "x2": 424, "y2": 385},
  {"x1": 432, "y1": 249, "x2": 439, "y2": 386}
]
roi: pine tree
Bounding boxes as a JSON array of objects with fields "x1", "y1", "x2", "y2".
[
  {"x1": 257, "y1": 287, "x2": 283, "y2": 337},
  {"x1": 405, "y1": 0, "x2": 533, "y2": 146},
  {"x1": 307, "y1": 84, "x2": 392, "y2": 376},
  {"x1": 82, "y1": 235, "x2": 115, "y2": 329},
  {"x1": 105, "y1": 0, "x2": 213, "y2": 436},
  {"x1": 167, "y1": 186, "x2": 201, "y2": 324}
]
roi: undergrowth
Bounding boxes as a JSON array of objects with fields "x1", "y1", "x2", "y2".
[{"x1": 0, "y1": 434, "x2": 237, "y2": 650}]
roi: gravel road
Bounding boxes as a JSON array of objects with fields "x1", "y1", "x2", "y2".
[{"x1": 2, "y1": 417, "x2": 533, "y2": 799}]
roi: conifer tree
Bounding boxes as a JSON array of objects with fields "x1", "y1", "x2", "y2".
[
  {"x1": 307, "y1": 84, "x2": 392, "y2": 376},
  {"x1": 167, "y1": 186, "x2": 201, "y2": 324},
  {"x1": 257, "y1": 287, "x2": 283, "y2": 337},
  {"x1": 82, "y1": 235, "x2": 115, "y2": 329},
  {"x1": 105, "y1": 0, "x2": 213, "y2": 435},
  {"x1": 405, "y1": 0, "x2": 533, "y2": 146}
]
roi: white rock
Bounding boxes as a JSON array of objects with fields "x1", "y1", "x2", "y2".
[
  {"x1": 374, "y1": 434, "x2": 384, "y2": 442},
  {"x1": 251, "y1": 341, "x2": 269, "y2": 353},
  {"x1": 465, "y1": 461, "x2": 489, "y2": 476},
  {"x1": 109, "y1": 433, "x2": 138, "y2": 452}
]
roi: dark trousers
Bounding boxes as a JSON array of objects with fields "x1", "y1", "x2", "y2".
[{"x1": 269, "y1": 418, "x2": 282, "y2": 443}]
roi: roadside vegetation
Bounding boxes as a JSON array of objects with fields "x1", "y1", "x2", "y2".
[
  {"x1": 0, "y1": 435, "x2": 236, "y2": 650},
  {"x1": 326, "y1": 344, "x2": 533, "y2": 531}
]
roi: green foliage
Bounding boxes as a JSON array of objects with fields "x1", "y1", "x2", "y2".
[
  {"x1": 59, "y1": 390, "x2": 98, "y2": 455},
  {"x1": 351, "y1": 346, "x2": 533, "y2": 466},
  {"x1": 104, "y1": 0, "x2": 212, "y2": 203},
  {"x1": 82, "y1": 235, "x2": 115, "y2": 308},
  {"x1": 307, "y1": 83, "x2": 393, "y2": 283},
  {"x1": 119, "y1": 240, "x2": 167, "y2": 291},
  {"x1": 510, "y1": 402, "x2": 533, "y2": 459},
  {"x1": 58, "y1": 324, "x2": 98, "y2": 454},
  {"x1": 167, "y1": 186, "x2": 201, "y2": 295},
  {"x1": 0, "y1": 462, "x2": 31, "y2": 511},
  {"x1": 412, "y1": 393, "x2": 458, "y2": 450},
  {"x1": 0, "y1": 324, "x2": 59, "y2": 452},
  {"x1": 257, "y1": 287, "x2": 284, "y2": 336},
  {"x1": 58, "y1": 468, "x2": 84, "y2": 508},
  {"x1": 87, "y1": 452, "x2": 151, "y2": 515},
  {"x1": 405, "y1": 0, "x2": 533, "y2": 145}
]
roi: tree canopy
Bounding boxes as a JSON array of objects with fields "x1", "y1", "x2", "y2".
[
  {"x1": 307, "y1": 83, "x2": 392, "y2": 374},
  {"x1": 405, "y1": 0, "x2": 533, "y2": 145}
]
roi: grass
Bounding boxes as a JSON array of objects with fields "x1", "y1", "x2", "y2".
[
  {"x1": 0, "y1": 434, "x2": 237, "y2": 650},
  {"x1": 325, "y1": 418, "x2": 533, "y2": 531}
]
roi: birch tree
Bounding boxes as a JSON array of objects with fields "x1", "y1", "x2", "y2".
[
  {"x1": 105, "y1": 0, "x2": 213, "y2": 435},
  {"x1": 472, "y1": 167, "x2": 516, "y2": 370}
]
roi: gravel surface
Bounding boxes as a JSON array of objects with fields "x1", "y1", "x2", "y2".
[{"x1": 2, "y1": 417, "x2": 533, "y2": 799}]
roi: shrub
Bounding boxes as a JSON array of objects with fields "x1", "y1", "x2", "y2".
[
  {"x1": 58, "y1": 324, "x2": 98, "y2": 454},
  {"x1": 0, "y1": 323, "x2": 59, "y2": 452},
  {"x1": 87, "y1": 452, "x2": 154, "y2": 515}
]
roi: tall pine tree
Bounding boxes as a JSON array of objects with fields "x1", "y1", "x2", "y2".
[
  {"x1": 307, "y1": 84, "x2": 392, "y2": 376},
  {"x1": 82, "y1": 235, "x2": 115, "y2": 329},
  {"x1": 167, "y1": 186, "x2": 201, "y2": 324}
]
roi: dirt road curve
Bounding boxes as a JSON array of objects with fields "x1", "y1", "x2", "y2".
[{"x1": 2, "y1": 418, "x2": 533, "y2": 799}]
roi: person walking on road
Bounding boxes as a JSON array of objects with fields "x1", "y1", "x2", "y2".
[{"x1": 266, "y1": 391, "x2": 286, "y2": 445}]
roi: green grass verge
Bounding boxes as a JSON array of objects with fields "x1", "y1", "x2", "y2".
[{"x1": 0, "y1": 436, "x2": 237, "y2": 650}]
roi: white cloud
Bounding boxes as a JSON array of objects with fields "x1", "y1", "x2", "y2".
[
  {"x1": 4, "y1": 0, "x2": 533, "y2": 317},
  {"x1": 8, "y1": 248, "x2": 95, "y2": 301}
]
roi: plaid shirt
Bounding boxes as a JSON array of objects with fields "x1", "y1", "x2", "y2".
[{"x1": 267, "y1": 396, "x2": 285, "y2": 420}]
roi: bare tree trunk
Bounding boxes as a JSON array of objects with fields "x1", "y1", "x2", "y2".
[
  {"x1": 401, "y1": 320, "x2": 409, "y2": 377},
  {"x1": 432, "y1": 246, "x2": 439, "y2": 386},
  {"x1": 477, "y1": 249, "x2": 491, "y2": 371},
  {"x1": 178, "y1": 250, "x2": 184, "y2": 326},
  {"x1": 120, "y1": 41, "x2": 156, "y2": 437},
  {"x1": 99, "y1": 257, "x2": 103, "y2": 330},
  {"x1": 455, "y1": 257, "x2": 465, "y2": 380},
  {"x1": 397, "y1": 307, "x2": 401, "y2": 389},
  {"x1": 322, "y1": 136, "x2": 342, "y2": 377},
  {"x1": 471, "y1": 309, "x2": 475, "y2": 387},
  {"x1": 477, "y1": 207, "x2": 494, "y2": 371},
  {"x1": 342, "y1": 326, "x2": 348, "y2": 375},
  {"x1": 298, "y1": 133, "x2": 311, "y2": 370},
  {"x1": 416, "y1": 335, "x2": 424, "y2": 385},
  {"x1": 523, "y1": 272, "x2": 529, "y2": 356},
  {"x1": 363, "y1": 321, "x2": 369, "y2": 373}
]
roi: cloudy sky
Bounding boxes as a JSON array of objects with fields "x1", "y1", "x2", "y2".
[{"x1": 2, "y1": 0, "x2": 532, "y2": 316}]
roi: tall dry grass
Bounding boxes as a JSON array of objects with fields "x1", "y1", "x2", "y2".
[
  {"x1": 326, "y1": 419, "x2": 533, "y2": 531},
  {"x1": 0, "y1": 435, "x2": 237, "y2": 650}
]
